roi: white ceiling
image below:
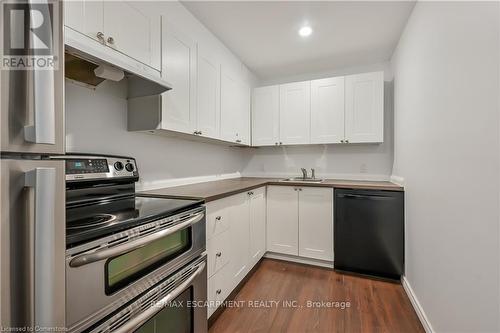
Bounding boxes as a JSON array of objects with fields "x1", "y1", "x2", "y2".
[{"x1": 182, "y1": 1, "x2": 415, "y2": 82}]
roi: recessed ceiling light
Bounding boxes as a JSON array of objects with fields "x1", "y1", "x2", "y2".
[{"x1": 298, "y1": 26, "x2": 313, "y2": 37}]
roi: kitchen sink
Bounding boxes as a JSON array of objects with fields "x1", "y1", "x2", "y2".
[{"x1": 280, "y1": 177, "x2": 325, "y2": 183}]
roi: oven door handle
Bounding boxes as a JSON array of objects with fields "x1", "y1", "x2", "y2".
[
  {"x1": 113, "y1": 260, "x2": 206, "y2": 333},
  {"x1": 69, "y1": 211, "x2": 204, "y2": 268}
]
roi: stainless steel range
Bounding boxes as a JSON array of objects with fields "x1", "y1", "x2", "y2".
[{"x1": 54, "y1": 154, "x2": 207, "y2": 333}]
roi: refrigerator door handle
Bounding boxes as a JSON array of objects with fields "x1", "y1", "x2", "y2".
[
  {"x1": 23, "y1": 1, "x2": 56, "y2": 145},
  {"x1": 25, "y1": 167, "x2": 57, "y2": 327}
]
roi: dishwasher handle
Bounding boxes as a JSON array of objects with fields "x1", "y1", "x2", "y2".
[{"x1": 337, "y1": 193, "x2": 395, "y2": 200}]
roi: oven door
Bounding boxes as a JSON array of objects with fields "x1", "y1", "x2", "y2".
[
  {"x1": 88, "y1": 255, "x2": 207, "y2": 333},
  {"x1": 66, "y1": 207, "x2": 205, "y2": 332}
]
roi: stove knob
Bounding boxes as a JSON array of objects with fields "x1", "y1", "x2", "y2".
[
  {"x1": 114, "y1": 161, "x2": 124, "y2": 171},
  {"x1": 125, "y1": 163, "x2": 135, "y2": 172}
]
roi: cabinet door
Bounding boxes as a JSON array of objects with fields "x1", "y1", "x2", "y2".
[
  {"x1": 207, "y1": 229, "x2": 230, "y2": 278},
  {"x1": 249, "y1": 187, "x2": 266, "y2": 266},
  {"x1": 298, "y1": 187, "x2": 334, "y2": 261},
  {"x1": 237, "y1": 82, "x2": 251, "y2": 145},
  {"x1": 64, "y1": 1, "x2": 103, "y2": 43},
  {"x1": 279, "y1": 81, "x2": 311, "y2": 145},
  {"x1": 345, "y1": 72, "x2": 384, "y2": 143},
  {"x1": 311, "y1": 77, "x2": 345, "y2": 144},
  {"x1": 266, "y1": 186, "x2": 299, "y2": 255},
  {"x1": 103, "y1": 2, "x2": 161, "y2": 70},
  {"x1": 208, "y1": 264, "x2": 231, "y2": 318},
  {"x1": 252, "y1": 86, "x2": 280, "y2": 146},
  {"x1": 196, "y1": 45, "x2": 220, "y2": 139},
  {"x1": 161, "y1": 22, "x2": 197, "y2": 134},
  {"x1": 220, "y1": 67, "x2": 240, "y2": 143},
  {"x1": 227, "y1": 193, "x2": 250, "y2": 290}
]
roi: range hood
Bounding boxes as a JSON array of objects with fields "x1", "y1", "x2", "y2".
[{"x1": 64, "y1": 41, "x2": 171, "y2": 99}]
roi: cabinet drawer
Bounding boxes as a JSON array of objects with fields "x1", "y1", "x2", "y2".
[
  {"x1": 207, "y1": 229, "x2": 230, "y2": 277},
  {"x1": 206, "y1": 198, "x2": 231, "y2": 240},
  {"x1": 208, "y1": 264, "x2": 231, "y2": 318}
]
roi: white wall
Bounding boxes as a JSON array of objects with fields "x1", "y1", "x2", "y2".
[
  {"x1": 241, "y1": 79, "x2": 394, "y2": 180},
  {"x1": 391, "y1": 2, "x2": 499, "y2": 332}
]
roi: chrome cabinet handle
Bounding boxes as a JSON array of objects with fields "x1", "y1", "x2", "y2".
[
  {"x1": 107, "y1": 36, "x2": 114, "y2": 44},
  {"x1": 345, "y1": 139, "x2": 349, "y2": 143},
  {"x1": 279, "y1": 142, "x2": 283, "y2": 145},
  {"x1": 113, "y1": 261, "x2": 206, "y2": 333},
  {"x1": 96, "y1": 31, "x2": 105, "y2": 43},
  {"x1": 69, "y1": 212, "x2": 204, "y2": 267},
  {"x1": 216, "y1": 252, "x2": 222, "y2": 257},
  {"x1": 25, "y1": 168, "x2": 58, "y2": 326},
  {"x1": 236, "y1": 139, "x2": 242, "y2": 143},
  {"x1": 340, "y1": 140, "x2": 345, "y2": 143},
  {"x1": 216, "y1": 289, "x2": 222, "y2": 295}
]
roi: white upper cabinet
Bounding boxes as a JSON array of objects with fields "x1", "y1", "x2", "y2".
[
  {"x1": 103, "y1": 2, "x2": 161, "y2": 70},
  {"x1": 161, "y1": 22, "x2": 197, "y2": 135},
  {"x1": 310, "y1": 77, "x2": 345, "y2": 144},
  {"x1": 65, "y1": 1, "x2": 161, "y2": 71},
  {"x1": 196, "y1": 45, "x2": 220, "y2": 139},
  {"x1": 237, "y1": 82, "x2": 251, "y2": 145},
  {"x1": 279, "y1": 81, "x2": 311, "y2": 145},
  {"x1": 252, "y1": 85, "x2": 280, "y2": 146},
  {"x1": 266, "y1": 186, "x2": 299, "y2": 255},
  {"x1": 298, "y1": 187, "x2": 333, "y2": 261},
  {"x1": 64, "y1": 1, "x2": 103, "y2": 41},
  {"x1": 220, "y1": 66, "x2": 249, "y2": 145},
  {"x1": 252, "y1": 71, "x2": 384, "y2": 146},
  {"x1": 345, "y1": 72, "x2": 384, "y2": 143}
]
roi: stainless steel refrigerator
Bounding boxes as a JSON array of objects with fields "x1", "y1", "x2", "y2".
[{"x1": 0, "y1": 1, "x2": 65, "y2": 330}]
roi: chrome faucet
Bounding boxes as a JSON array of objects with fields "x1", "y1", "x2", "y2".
[
  {"x1": 311, "y1": 168, "x2": 315, "y2": 179},
  {"x1": 301, "y1": 168, "x2": 308, "y2": 179}
]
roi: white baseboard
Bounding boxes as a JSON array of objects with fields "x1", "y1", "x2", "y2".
[
  {"x1": 137, "y1": 172, "x2": 241, "y2": 191},
  {"x1": 401, "y1": 276, "x2": 434, "y2": 333},
  {"x1": 264, "y1": 252, "x2": 334, "y2": 269}
]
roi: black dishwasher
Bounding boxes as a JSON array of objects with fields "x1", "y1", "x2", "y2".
[{"x1": 334, "y1": 188, "x2": 404, "y2": 280}]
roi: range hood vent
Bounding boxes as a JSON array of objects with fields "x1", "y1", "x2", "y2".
[{"x1": 64, "y1": 46, "x2": 171, "y2": 99}]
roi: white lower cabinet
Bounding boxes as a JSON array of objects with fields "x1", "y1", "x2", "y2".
[
  {"x1": 227, "y1": 193, "x2": 250, "y2": 289},
  {"x1": 267, "y1": 186, "x2": 333, "y2": 261},
  {"x1": 298, "y1": 187, "x2": 334, "y2": 261},
  {"x1": 206, "y1": 187, "x2": 266, "y2": 318},
  {"x1": 249, "y1": 187, "x2": 267, "y2": 267},
  {"x1": 207, "y1": 264, "x2": 231, "y2": 317},
  {"x1": 266, "y1": 186, "x2": 299, "y2": 255},
  {"x1": 207, "y1": 229, "x2": 230, "y2": 278}
]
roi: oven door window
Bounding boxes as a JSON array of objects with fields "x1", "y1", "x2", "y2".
[
  {"x1": 106, "y1": 229, "x2": 191, "y2": 294},
  {"x1": 135, "y1": 287, "x2": 193, "y2": 333}
]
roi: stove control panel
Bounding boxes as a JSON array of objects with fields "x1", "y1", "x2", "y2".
[{"x1": 55, "y1": 155, "x2": 139, "y2": 182}]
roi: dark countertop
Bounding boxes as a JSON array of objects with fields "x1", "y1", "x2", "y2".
[{"x1": 140, "y1": 177, "x2": 403, "y2": 202}]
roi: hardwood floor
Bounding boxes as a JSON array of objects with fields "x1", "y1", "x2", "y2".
[{"x1": 209, "y1": 259, "x2": 424, "y2": 333}]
